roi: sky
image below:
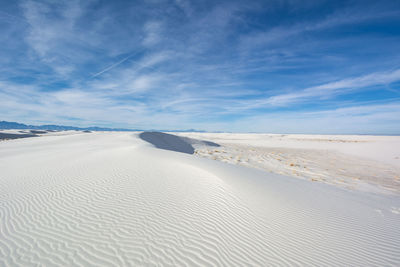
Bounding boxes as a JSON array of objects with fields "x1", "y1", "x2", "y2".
[{"x1": 1, "y1": 0, "x2": 400, "y2": 134}]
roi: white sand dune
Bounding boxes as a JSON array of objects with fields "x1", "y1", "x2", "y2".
[
  {"x1": 139, "y1": 132, "x2": 220, "y2": 154},
  {"x1": 176, "y1": 132, "x2": 400, "y2": 194},
  {"x1": 1, "y1": 132, "x2": 400, "y2": 266}
]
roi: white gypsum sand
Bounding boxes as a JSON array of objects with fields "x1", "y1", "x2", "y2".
[
  {"x1": 175, "y1": 132, "x2": 400, "y2": 194},
  {"x1": 0, "y1": 131, "x2": 400, "y2": 266}
]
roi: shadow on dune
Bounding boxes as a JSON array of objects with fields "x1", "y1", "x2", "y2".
[
  {"x1": 0, "y1": 133, "x2": 37, "y2": 140},
  {"x1": 30, "y1": 130, "x2": 48, "y2": 134},
  {"x1": 139, "y1": 132, "x2": 219, "y2": 154}
]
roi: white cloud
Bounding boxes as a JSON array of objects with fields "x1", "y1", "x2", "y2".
[
  {"x1": 129, "y1": 75, "x2": 159, "y2": 92},
  {"x1": 1, "y1": 0, "x2": 399, "y2": 133},
  {"x1": 218, "y1": 102, "x2": 400, "y2": 134},
  {"x1": 19, "y1": 0, "x2": 99, "y2": 76},
  {"x1": 142, "y1": 21, "x2": 163, "y2": 47},
  {"x1": 239, "y1": 6, "x2": 400, "y2": 52},
  {"x1": 265, "y1": 69, "x2": 400, "y2": 106},
  {"x1": 174, "y1": 0, "x2": 193, "y2": 17}
]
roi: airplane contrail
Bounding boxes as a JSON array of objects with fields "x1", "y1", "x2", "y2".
[{"x1": 91, "y1": 53, "x2": 134, "y2": 78}]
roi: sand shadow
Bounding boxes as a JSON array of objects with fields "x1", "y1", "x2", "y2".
[
  {"x1": 30, "y1": 130, "x2": 48, "y2": 134},
  {"x1": 0, "y1": 133, "x2": 37, "y2": 140},
  {"x1": 139, "y1": 132, "x2": 219, "y2": 154}
]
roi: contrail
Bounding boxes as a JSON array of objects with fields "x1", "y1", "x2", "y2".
[{"x1": 91, "y1": 53, "x2": 134, "y2": 78}]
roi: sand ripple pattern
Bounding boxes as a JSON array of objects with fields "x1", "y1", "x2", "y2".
[{"x1": 1, "y1": 132, "x2": 400, "y2": 266}]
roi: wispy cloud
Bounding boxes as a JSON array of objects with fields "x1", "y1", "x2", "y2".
[
  {"x1": 1, "y1": 0, "x2": 399, "y2": 133},
  {"x1": 239, "y1": 3, "x2": 400, "y2": 53},
  {"x1": 265, "y1": 69, "x2": 400, "y2": 106},
  {"x1": 219, "y1": 102, "x2": 400, "y2": 134},
  {"x1": 142, "y1": 21, "x2": 163, "y2": 47}
]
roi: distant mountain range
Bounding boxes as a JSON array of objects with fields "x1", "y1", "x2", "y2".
[
  {"x1": 0, "y1": 121, "x2": 138, "y2": 131},
  {"x1": 0, "y1": 121, "x2": 205, "y2": 133}
]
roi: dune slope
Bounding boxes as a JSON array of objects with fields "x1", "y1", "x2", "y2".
[{"x1": 1, "y1": 132, "x2": 399, "y2": 266}]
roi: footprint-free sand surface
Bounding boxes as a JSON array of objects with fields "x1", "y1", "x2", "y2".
[
  {"x1": 176, "y1": 132, "x2": 400, "y2": 194},
  {"x1": 1, "y1": 131, "x2": 400, "y2": 266}
]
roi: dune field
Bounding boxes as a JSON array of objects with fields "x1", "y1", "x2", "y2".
[
  {"x1": 176, "y1": 132, "x2": 400, "y2": 194},
  {"x1": 1, "y1": 131, "x2": 400, "y2": 266}
]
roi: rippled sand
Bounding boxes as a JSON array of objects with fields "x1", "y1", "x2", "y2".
[{"x1": 1, "y1": 132, "x2": 399, "y2": 266}]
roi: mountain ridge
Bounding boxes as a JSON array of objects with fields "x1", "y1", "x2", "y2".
[{"x1": 0, "y1": 121, "x2": 206, "y2": 133}]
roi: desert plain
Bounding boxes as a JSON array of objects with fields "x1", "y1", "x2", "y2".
[{"x1": 1, "y1": 130, "x2": 400, "y2": 266}]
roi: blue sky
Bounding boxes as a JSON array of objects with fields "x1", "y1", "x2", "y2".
[{"x1": 1, "y1": 0, "x2": 400, "y2": 133}]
